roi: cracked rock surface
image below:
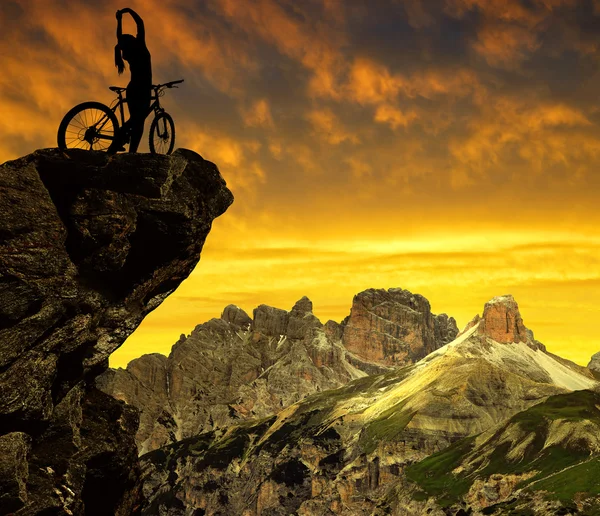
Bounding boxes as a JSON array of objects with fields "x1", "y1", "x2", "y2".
[{"x1": 0, "y1": 148, "x2": 232, "y2": 514}]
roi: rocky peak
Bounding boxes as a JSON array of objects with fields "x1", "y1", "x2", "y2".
[
  {"x1": 341, "y1": 287, "x2": 458, "y2": 366},
  {"x1": 288, "y1": 297, "x2": 321, "y2": 340},
  {"x1": 253, "y1": 304, "x2": 289, "y2": 336},
  {"x1": 99, "y1": 294, "x2": 368, "y2": 453},
  {"x1": 0, "y1": 148, "x2": 232, "y2": 513},
  {"x1": 221, "y1": 304, "x2": 252, "y2": 329},
  {"x1": 478, "y1": 295, "x2": 528, "y2": 344},
  {"x1": 291, "y1": 296, "x2": 313, "y2": 314},
  {"x1": 252, "y1": 298, "x2": 321, "y2": 340}
]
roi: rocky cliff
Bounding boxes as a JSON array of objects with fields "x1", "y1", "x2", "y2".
[
  {"x1": 0, "y1": 148, "x2": 232, "y2": 514},
  {"x1": 339, "y1": 288, "x2": 459, "y2": 366},
  {"x1": 97, "y1": 296, "x2": 386, "y2": 455},
  {"x1": 98, "y1": 289, "x2": 457, "y2": 454},
  {"x1": 139, "y1": 295, "x2": 597, "y2": 515}
]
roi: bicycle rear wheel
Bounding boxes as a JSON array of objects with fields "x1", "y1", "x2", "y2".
[
  {"x1": 149, "y1": 112, "x2": 175, "y2": 155},
  {"x1": 57, "y1": 102, "x2": 119, "y2": 152}
]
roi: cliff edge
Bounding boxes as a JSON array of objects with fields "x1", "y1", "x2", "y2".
[{"x1": 0, "y1": 148, "x2": 232, "y2": 514}]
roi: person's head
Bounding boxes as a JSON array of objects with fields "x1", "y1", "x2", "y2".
[{"x1": 114, "y1": 34, "x2": 136, "y2": 74}]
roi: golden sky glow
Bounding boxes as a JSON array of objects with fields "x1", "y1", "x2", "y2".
[{"x1": 1, "y1": 0, "x2": 599, "y2": 367}]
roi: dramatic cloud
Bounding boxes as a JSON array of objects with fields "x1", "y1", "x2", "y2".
[{"x1": 1, "y1": 0, "x2": 599, "y2": 367}]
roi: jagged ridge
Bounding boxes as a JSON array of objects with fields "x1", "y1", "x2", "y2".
[{"x1": 98, "y1": 289, "x2": 458, "y2": 454}]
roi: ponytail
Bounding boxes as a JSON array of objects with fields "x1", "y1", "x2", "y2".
[{"x1": 115, "y1": 44, "x2": 125, "y2": 75}]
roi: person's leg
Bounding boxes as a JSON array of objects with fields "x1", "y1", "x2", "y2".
[
  {"x1": 128, "y1": 116, "x2": 145, "y2": 153},
  {"x1": 126, "y1": 85, "x2": 151, "y2": 153}
]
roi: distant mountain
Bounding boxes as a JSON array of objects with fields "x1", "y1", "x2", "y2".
[
  {"x1": 97, "y1": 288, "x2": 458, "y2": 454},
  {"x1": 138, "y1": 295, "x2": 598, "y2": 515}
]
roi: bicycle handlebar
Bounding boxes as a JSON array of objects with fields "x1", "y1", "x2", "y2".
[{"x1": 153, "y1": 79, "x2": 184, "y2": 90}]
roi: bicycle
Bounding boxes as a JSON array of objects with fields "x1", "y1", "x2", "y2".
[{"x1": 57, "y1": 79, "x2": 184, "y2": 155}]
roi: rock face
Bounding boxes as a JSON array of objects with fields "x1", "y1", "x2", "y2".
[
  {"x1": 139, "y1": 296, "x2": 598, "y2": 515},
  {"x1": 341, "y1": 288, "x2": 458, "y2": 366},
  {"x1": 0, "y1": 148, "x2": 232, "y2": 514},
  {"x1": 478, "y1": 294, "x2": 528, "y2": 344},
  {"x1": 98, "y1": 296, "x2": 391, "y2": 454},
  {"x1": 588, "y1": 352, "x2": 600, "y2": 374}
]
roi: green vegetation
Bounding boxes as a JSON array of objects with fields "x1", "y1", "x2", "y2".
[
  {"x1": 405, "y1": 436, "x2": 476, "y2": 507},
  {"x1": 511, "y1": 390, "x2": 600, "y2": 432},
  {"x1": 406, "y1": 390, "x2": 600, "y2": 509},
  {"x1": 486, "y1": 444, "x2": 588, "y2": 485},
  {"x1": 531, "y1": 457, "x2": 600, "y2": 502},
  {"x1": 299, "y1": 365, "x2": 415, "y2": 414},
  {"x1": 358, "y1": 400, "x2": 415, "y2": 454},
  {"x1": 259, "y1": 365, "x2": 417, "y2": 453}
]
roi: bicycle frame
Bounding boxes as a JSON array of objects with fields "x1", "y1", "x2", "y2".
[
  {"x1": 57, "y1": 79, "x2": 182, "y2": 152},
  {"x1": 108, "y1": 87, "x2": 165, "y2": 130},
  {"x1": 74, "y1": 79, "x2": 183, "y2": 148}
]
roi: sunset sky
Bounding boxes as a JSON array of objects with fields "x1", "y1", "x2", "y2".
[{"x1": 2, "y1": 0, "x2": 599, "y2": 368}]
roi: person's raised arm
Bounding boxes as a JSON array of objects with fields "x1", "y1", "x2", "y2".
[
  {"x1": 120, "y1": 8, "x2": 145, "y2": 42},
  {"x1": 116, "y1": 10, "x2": 123, "y2": 39}
]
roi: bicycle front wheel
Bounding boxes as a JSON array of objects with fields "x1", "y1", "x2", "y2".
[
  {"x1": 57, "y1": 101, "x2": 119, "y2": 152},
  {"x1": 149, "y1": 112, "x2": 175, "y2": 155}
]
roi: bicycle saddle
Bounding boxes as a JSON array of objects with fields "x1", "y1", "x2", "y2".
[{"x1": 109, "y1": 86, "x2": 127, "y2": 93}]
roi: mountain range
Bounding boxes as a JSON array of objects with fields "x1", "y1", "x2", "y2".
[
  {"x1": 101, "y1": 291, "x2": 599, "y2": 515},
  {"x1": 97, "y1": 288, "x2": 458, "y2": 454}
]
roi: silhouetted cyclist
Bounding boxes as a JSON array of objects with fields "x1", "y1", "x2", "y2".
[{"x1": 114, "y1": 8, "x2": 151, "y2": 153}]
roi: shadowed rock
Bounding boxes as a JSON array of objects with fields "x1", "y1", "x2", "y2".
[
  {"x1": 221, "y1": 305, "x2": 252, "y2": 329},
  {"x1": 0, "y1": 148, "x2": 232, "y2": 514}
]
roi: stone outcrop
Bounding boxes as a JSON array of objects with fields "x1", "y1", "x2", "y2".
[
  {"x1": 340, "y1": 288, "x2": 458, "y2": 366},
  {"x1": 0, "y1": 148, "x2": 232, "y2": 514},
  {"x1": 462, "y1": 295, "x2": 550, "y2": 355},
  {"x1": 588, "y1": 352, "x2": 600, "y2": 374},
  {"x1": 477, "y1": 294, "x2": 528, "y2": 344},
  {"x1": 98, "y1": 297, "x2": 390, "y2": 454}
]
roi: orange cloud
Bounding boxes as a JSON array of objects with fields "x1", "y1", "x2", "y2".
[
  {"x1": 306, "y1": 108, "x2": 359, "y2": 144},
  {"x1": 473, "y1": 23, "x2": 541, "y2": 67},
  {"x1": 344, "y1": 58, "x2": 406, "y2": 105},
  {"x1": 445, "y1": 0, "x2": 574, "y2": 25},
  {"x1": 450, "y1": 97, "x2": 598, "y2": 178},
  {"x1": 181, "y1": 124, "x2": 265, "y2": 194},
  {"x1": 242, "y1": 98, "x2": 275, "y2": 128},
  {"x1": 345, "y1": 157, "x2": 373, "y2": 179},
  {"x1": 213, "y1": 0, "x2": 347, "y2": 99},
  {"x1": 374, "y1": 104, "x2": 418, "y2": 129}
]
